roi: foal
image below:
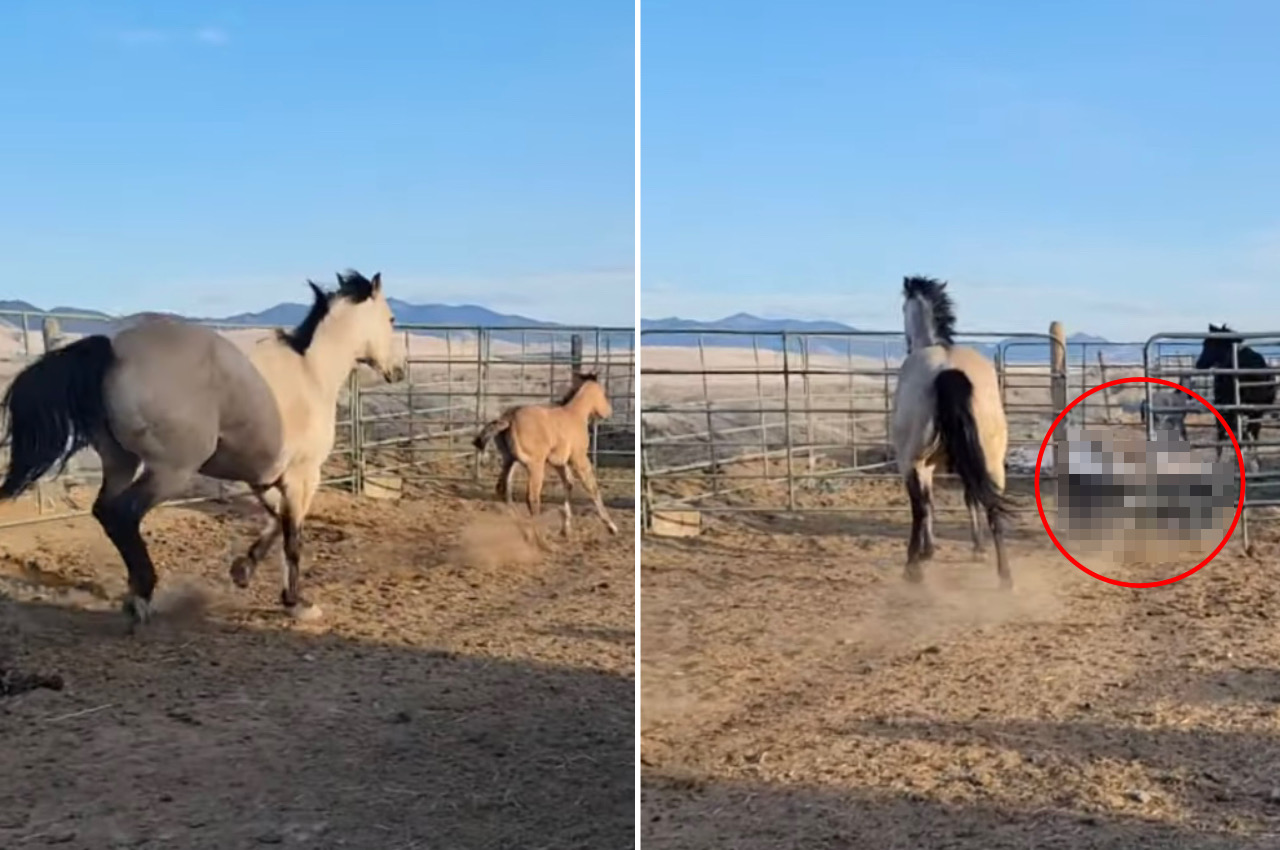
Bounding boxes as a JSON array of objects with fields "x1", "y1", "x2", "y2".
[{"x1": 472, "y1": 372, "x2": 619, "y2": 541}]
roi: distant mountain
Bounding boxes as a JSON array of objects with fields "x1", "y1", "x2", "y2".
[
  {"x1": 641, "y1": 314, "x2": 1222, "y2": 364},
  {"x1": 0, "y1": 299, "x2": 632, "y2": 353}
]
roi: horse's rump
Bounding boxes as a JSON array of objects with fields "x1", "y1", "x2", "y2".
[
  {"x1": 932, "y1": 368, "x2": 1011, "y2": 516},
  {"x1": 103, "y1": 317, "x2": 286, "y2": 483}
]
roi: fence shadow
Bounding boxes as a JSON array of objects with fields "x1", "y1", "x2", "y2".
[{"x1": 0, "y1": 596, "x2": 633, "y2": 850}]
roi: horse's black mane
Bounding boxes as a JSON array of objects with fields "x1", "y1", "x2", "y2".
[
  {"x1": 278, "y1": 269, "x2": 380, "y2": 355},
  {"x1": 902, "y1": 275, "x2": 957, "y2": 346},
  {"x1": 557, "y1": 372, "x2": 599, "y2": 405}
]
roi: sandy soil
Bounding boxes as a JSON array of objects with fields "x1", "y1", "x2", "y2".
[
  {"x1": 640, "y1": 476, "x2": 1280, "y2": 849},
  {"x1": 0, "y1": 482, "x2": 635, "y2": 849}
]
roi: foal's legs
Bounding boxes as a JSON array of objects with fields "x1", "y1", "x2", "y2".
[
  {"x1": 554, "y1": 464, "x2": 574, "y2": 536},
  {"x1": 523, "y1": 458, "x2": 553, "y2": 550},
  {"x1": 496, "y1": 456, "x2": 517, "y2": 504},
  {"x1": 570, "y1": 450, "x2": 619, "y2": 535},
  {"x1": 278, "y1": 465, "x2": 323, "y2": 620},
  {"x1": 229, "y1": 485, "x2": 283, "y2": 589}
]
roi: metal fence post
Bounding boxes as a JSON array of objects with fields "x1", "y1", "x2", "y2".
[{"x1": 349, "y1": 369, "x2": 363, "y2": 495}]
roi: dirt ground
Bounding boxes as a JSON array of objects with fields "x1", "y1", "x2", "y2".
[
  {"x1": 641, "y1": 476, "x2": 1280, "y2": 849},
  {"x1": 0, "y1": 480, "x2": 635, "y2": 849}
]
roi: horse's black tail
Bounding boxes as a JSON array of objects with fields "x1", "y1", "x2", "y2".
[
  {"x1": 472, "y1": 418, "x2": 511, "y2": 452},
  {"x1": 0, "y1": 335, "x2": 115, "y2": 499},
  {"x1": 932, "y1": 368, "x2": 1013, "y2": 520}
]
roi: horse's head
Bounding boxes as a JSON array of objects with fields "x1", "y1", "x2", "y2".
[
  {"x1": 571, "y1": 372, "x2": 612, "y2": 420},
  {"x1": 1196, "y1": 323, "x2": 1242, "y2": 370},
  {"x1": 331, "y1": 270, "x2": 407, "y2": 383}
]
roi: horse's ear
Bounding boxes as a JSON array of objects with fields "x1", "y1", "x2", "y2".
[
  {"x1": 307, "y1": 280, "x2": 326, "y2": 303},
  {"x1": 371, "y1": 272, "x2": 382, "y2": 293}
]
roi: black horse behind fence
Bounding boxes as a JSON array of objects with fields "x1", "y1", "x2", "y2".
[{"x1": 1195, "y1": 324, "x2": 1278, "y2": 462}]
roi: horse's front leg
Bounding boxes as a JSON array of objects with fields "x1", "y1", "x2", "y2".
[
  {"x1": 279, "y1": 465, "x2": 324, "y2": 621},
  {"x1": 229, "y1": 485, "x2": 283, "y2": 589}
]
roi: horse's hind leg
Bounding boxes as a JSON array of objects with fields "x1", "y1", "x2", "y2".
[
  {"x1": 92, "y1": 464, "x2": 190, "y2": 629},
  {"x1": 904, "y1": 468, "x2": 929, "y2": 583},
  {"x1": 554, "y1": 464, "x2": 574, "y2": 537},
  {"x1": 229, "y1": 485, "x2": 283, "y2": 589},
  {"x1": 967, "y1": 499, "x2": 985, "y2": 556},
  {"x1": 1248, "y1": 416, "x2": 1264, "y2": 472},
  {"x1": 496, "y1": 456, "x2": 516, "y2": 503},
  {"x1": 989, "y1": 504, "x2": 1012, "y2": 589},
  {"x1": 523, "y1": 459, "x2": 553, "y2": 550},
  {"x1": 570, "y1": 451, "x2": 619, "y2": 535}
]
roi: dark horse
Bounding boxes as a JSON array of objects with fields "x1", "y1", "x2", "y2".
[{"x1": 1195, "y1": 324, "x2": 1277, "y2": 466}]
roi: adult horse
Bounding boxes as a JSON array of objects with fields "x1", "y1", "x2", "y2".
[
  {"x1": 1196, "y1": 324, "x2": 1277, "y2": 469},
  {"x1": 890, "y1": 276, "x2": 1014, "y2": 587},
  {"x1": 0, "y1": 270, "x2": 406, "y2": 628},
  {"x1": 472, "y1": 371, "x2": 619, "y2": 543}
]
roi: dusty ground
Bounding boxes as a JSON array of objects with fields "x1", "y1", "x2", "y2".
[
  {"x1": 641, "y1": 476, "x2": 1280, "y2": 849},
  {"x1": 0, "y1": 481, "x2": 635, "y2": 849}
]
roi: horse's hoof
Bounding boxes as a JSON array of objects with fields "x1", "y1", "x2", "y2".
[
  {"x1": 903, "y1": 563, "x2": 924, "y2": 583},
  {"x1": 290, "y1": 604, "x2": 324, "y2": 623},
  {"x1": 123, "y1": 595, "x2": 152, "y2": 630},
  {"x1": 229, "y1": 556, "x2": 255, "y2": 589},
  {"x1": 998, "y1": 575, "x2": 1013, "y2": 590},
  {"x1": 282, "y1": 596, "x2": 323, "y2": 622},
  {"x1": 605, "y1": 521, "x2": 619, "y2": 536}
]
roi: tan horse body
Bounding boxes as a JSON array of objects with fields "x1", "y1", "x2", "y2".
[
  {"x1": 0, "y1": 270, "x2": 406, "y2": 628},
  {"x1": 890, "y1": 276, "x2": 1013, "y2": 587},
  {"x1": 473, "y1": 373, "x2": 619, "y2": 540}
]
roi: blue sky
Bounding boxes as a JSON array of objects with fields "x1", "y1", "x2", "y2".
[
  {"x1": 642, "y1": 0, "x2": 1280, "y2": 341},
  {"x1": 0, "y1": 1, "x2": 633, "y2": 324}
]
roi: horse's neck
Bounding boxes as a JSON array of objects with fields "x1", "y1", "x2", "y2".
[
  {"x1": 561, "y1": 391, "x2": 595, "y2": 422},
  {"x1": 904, "y1": 299, "x2": 937, "y2": 352},
  {"x1": 257, "y1": 312, "x2": 360, "y2": 409}
]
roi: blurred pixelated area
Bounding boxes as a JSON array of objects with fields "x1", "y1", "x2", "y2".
[{"x1": 1053, "y1": 427, "x2": 1239, "y2": 565}]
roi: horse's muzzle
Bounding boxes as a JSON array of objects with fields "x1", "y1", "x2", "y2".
[{"x1": 382, "y1": 364, "x2": 407, "y2": 384}]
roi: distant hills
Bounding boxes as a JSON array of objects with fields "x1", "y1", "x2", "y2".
[
  {"x1": 640, "y1": 314, "x2": 1220, "y2": 364},
  {"x1": 0, "y1": 299, "x2": 633, "y2": 351}
]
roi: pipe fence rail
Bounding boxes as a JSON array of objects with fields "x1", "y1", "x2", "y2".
[
  {"x1": 0, "y1": 310, "x2": 635, "y2": 529},
  {"x1": 640, "y1": 324, "x2": 1280, "y2": 550}
]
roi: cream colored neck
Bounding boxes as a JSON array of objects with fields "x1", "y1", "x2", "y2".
[{"x1": 303, "y1": 304, "x2": 365, "y2": 403}]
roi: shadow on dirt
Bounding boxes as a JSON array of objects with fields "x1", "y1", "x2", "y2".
[
  {"x1": 642, "y1": 770, "x2": 1277, "y2": 849},
  {"x1": 706, "y1": 510, "x2": 1046, "y2": 546},
  {"x1": 0, "y1": 596, "x2": 633, "y2": 850}
]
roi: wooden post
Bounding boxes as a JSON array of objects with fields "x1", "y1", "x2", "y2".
[
  {"x1": 1050, "y1": 322, "x2": 1069, "y2": 511},
  {"x1": 570, "y1": 333, "x2": 583, "y2": 374},
  {"x1": 41, "y1": 317, "x2": 63, "y2": 353},
  {"x1": 1096, "y1": 350, "x2": 1112, "y2": 424}
]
